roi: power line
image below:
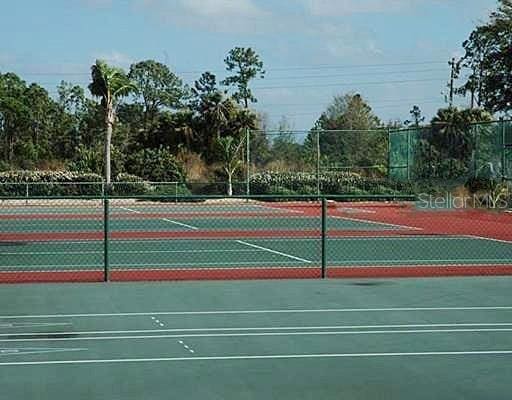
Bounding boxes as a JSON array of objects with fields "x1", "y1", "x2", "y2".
[
  {"x1": 258, "y1": 97, "x2": 444, "y2": 108},
  {"x1": 263, "y1": 100, "x2": 446, "y2": 118},
  {"x1": 262, "y1": 68, "x2": 448, "y2": 81},
  {"x1": 260, "y1": 61, "x2": 447, "y2": 72},
  {"x1": 31, "y1": 67, "x2": 448, "y2": 86},
  {"x1": 36, "y1": 77, "x2": 448, "y2": 93},
  {"x1": 14, "y1": 72, "x2": 90, "y2": 76},
  {"x1": 254, "y1": 78, "x2": 445, "y2": 90},
  {"x1": 12, "y1": 60, "x2": 447, "y2": 77}
]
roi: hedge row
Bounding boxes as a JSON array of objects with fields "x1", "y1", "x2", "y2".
[
  {"x1": 0, "y1": 171, "x2": 161, "y2": 197},
  {"x1": 249, "y1": 171, "x2": 412, "y2": 196},
  {"x1": 0, "y1": 170, "x2": 414, "y2": 198}
]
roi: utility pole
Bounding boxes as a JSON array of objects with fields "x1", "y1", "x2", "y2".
[{"x1": 448, "y1": 57, "x2": 456, "y2": 107}]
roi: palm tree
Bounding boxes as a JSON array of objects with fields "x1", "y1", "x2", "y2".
[
  {"x1": 88, "y1": 60, "x2": 135, "y2": 185},
  {"x1": 216, "y1": 135, "x2": 244, "y2": 196}
]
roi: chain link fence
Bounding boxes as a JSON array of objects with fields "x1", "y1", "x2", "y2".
[
  {"x1": 389, "y1": 119, "x2": 512, "y2": 189},
  {"x1": 1, "y1": 193, "x2": 512, "y2": 283}
]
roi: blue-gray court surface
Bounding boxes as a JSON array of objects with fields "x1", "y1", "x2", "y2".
[{"x1": 1, "y1": 278, "x2": 512, "y2": 399}]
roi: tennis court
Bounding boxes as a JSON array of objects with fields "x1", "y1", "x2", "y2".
[
  {"x1": 1, "y1": 278, "x2": 512, "y2": 399},
  {"x1": 1, "y1": 197, "x2": 512, "y2": 282}
]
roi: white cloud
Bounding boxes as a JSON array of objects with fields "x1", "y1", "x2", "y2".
[
  {"x1": 180, "y1": 0, "x2": 265, "y2": 18},
  {"x1": 134, "y1": 0, "x2": 271, "y2": 33},
  {"x1": 303, "y1": 0, "x2": 417, "y2": 16},
  {"x1": 80, "y1": 0, "x2": 113, "y2": 8},
  {"x1": 312, "y1": 23, "x2": 383, "y2": 58},
  {"x1": 92, "y1": 51, "x2": 134, "y2": 68},
  {"x1": 0, "y1": 52, "x2": 17, "y2": 69}
]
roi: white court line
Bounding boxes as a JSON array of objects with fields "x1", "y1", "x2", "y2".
[
  {"x1": 337, "y1": 207, "x2": 376, "y2": 214},
  {"x1": 0, "y1": 249, "x2": 263, "y2": 256},
  {"x1": 235, "y1": 240, "x2": 312, "y2": 264},
  {"x1": 4, "y1": 327, "x2": 512, "y2": 342},
  {"x1": 329, "y1": 258, "x2": 512, "y2": 266},
  {"x1": 161, "y1": 218, "x2": 199, "y2": 230},
  {"x1": 332, "y1": 215, "x2": 421, "y2": 230},
  {"x1": 2, "y1": 350, "x2": 512, "y2": 366},
  {"x1": 0, "y1": 348, "x2": 86, "y2": 357},
  {"x1": 116, "y1": 235, "x2": 506, "y2": 243},
  {"x1": 0, "y1": 322, "x2": 71, "y2": 329},
  {"x1": 118, "y1": 206, "x2": 141, "y2": 214},
  {"x1": 0, "y1": 260, "x2": 311, "y2": 270},
  {"x1": 327, "y1": 236, "x2": 473, "y2": 241},
  {"x1": 119, "y1": 206, "x2": 198, "y2": 230},
  {"x1": 463, "y1": 235, "x2": 512, "y2": 245},
  {"x1": 5, "y1": 323, "x2": 512, "y2": 337},
  {"x1": 251, "y1": 203, "x2": 304, "y2": 214},
  {"x1": 5, "y1": 235, "x2": 483, "y2": 247},
  {"x1": 332, "y1": 215, "x2": 422, "y2": 231},
  {"x1": 3, "y1": 306, "x2": 512, "y2": 319}
]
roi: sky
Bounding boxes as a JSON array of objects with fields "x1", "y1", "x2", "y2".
[{"x1": 0, "y1": 0, "x2": 499, "y2": 130}]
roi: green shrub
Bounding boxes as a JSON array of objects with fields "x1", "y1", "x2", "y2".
[
  {"x1": 125, "y1": 147, "x2": 184, "y2": 182},
  {"x1": 149, "y1": 183, "x2": 194, "y2": 202},
  {"x1": 0, "y1": 170, "x2": 103, "y2": 196},
  {"x1": 250, "y1": 171, "x2": 409, "y2": 196},
  {"x1": 0, "y1": 170, "x2": 154, "y2": 197},
  {"x1": 186, "y1": 181, "x2": 246, "y2": 196},
  {"x1": 111, "y1": 173, "x2": 152, "y2": 196}
]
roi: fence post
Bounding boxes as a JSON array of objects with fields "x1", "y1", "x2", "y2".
[
  {"x1": 473, "y1": 124, "x2": 479, "y2": 179},
  {"x1": 316, "y1": 131, "x2": 321, "y2": 196},
  {"x1": 406, "y1": 130, "x2": 411, "y2": 181},
  {"x1": 387, "y1": 128, "x2": 391, "y2": 180},
  {"x1": 246, "y1": 128, "x2": 250, "y2": 197},
  {"x1": 321, "y1": 197, "x2": 327, "y2": 279},
  {"x1": 501, "y1": 118, "x2": 506, "y2": 181},
  {"x1": 103, "y1": 192, "x2": 110, "y2": 282}
]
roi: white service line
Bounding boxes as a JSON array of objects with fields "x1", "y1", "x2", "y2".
[
  {"x1": 235, "y1": 240, "x2": 312, "y2": 264},
  {"x1": 161, "y1": 218, "x2": 199, "y2": 230},
  {"x1": 327, "y1": 236, "x2": 477, "y2": 241},
  {"x1": 9, "y1": 235, "x2": 479, "y2": 247},
  {"x1": 0, "y1": 260, "x2": 311, "y2": 270},
  {"x1": 119, "y1": 206, "x2": 198, "y2": 230},
  {"x1": 0, "y1": 249, "x2": 264, "y2": 256},
  {"x1": 251, "y1": 203, "x2": 304, "y2": 214},
  {"x1": 336, "y1": 207, "x2": 376, "y2": 214},
  {"x1": 329, "y1": 258, "x2": 512, "y2": 266},
  {"x1": 4, "y1": 327, "x2": 512, "y2": 342},
  {"x1": 118, "y1": 206, "x2": 142, "y2": 214},
  {"x1": 152, "y1": 316, "x2": 196, "y2": 354},
  {"x1": 150, "y1": 316, "x2": 165, "y2": 328},
  {"x1": 332, "y1": 215, "x2": 422, "y2": 231},
  {"x1": 5, "y1": 322, "x2": 512, "y2": 337},
  {"x1": 2, "y1": 350, "x2": 512, "y2": 366},
  {"x1": 178, "y1": 340, "x2": 195, "y2": 354},
  {"x1": 0, "y1": 322, "x2": 71, "y2": 329},
  {"x1": 3, "y1": 306, "x2": 512, "y2": 319},
  {"x1": 0, "y1": 348, "x2": 86, "y2": 357},
  {"x1": 463, "y1": 235, "x2": 512, "y2": 245}
]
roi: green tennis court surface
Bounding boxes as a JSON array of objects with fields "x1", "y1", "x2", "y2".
[
  {"x1": 1, "y1": 236, "x2": 512, "y2": 270},
  {"x1": 0, "y1": 214, "x2": 400, "y2": 232},
  {"x1": 2, "y1": 278, "x2": 512, "y2": 399}
]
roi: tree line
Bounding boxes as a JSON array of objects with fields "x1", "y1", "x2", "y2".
[{"x1": 0, "y1": 0, "x2": 510, "y2": 192}]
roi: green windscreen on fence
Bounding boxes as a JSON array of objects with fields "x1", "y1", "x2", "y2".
[{"x1": 389, "y1": 119, "x2": 512, "y2": 185}]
